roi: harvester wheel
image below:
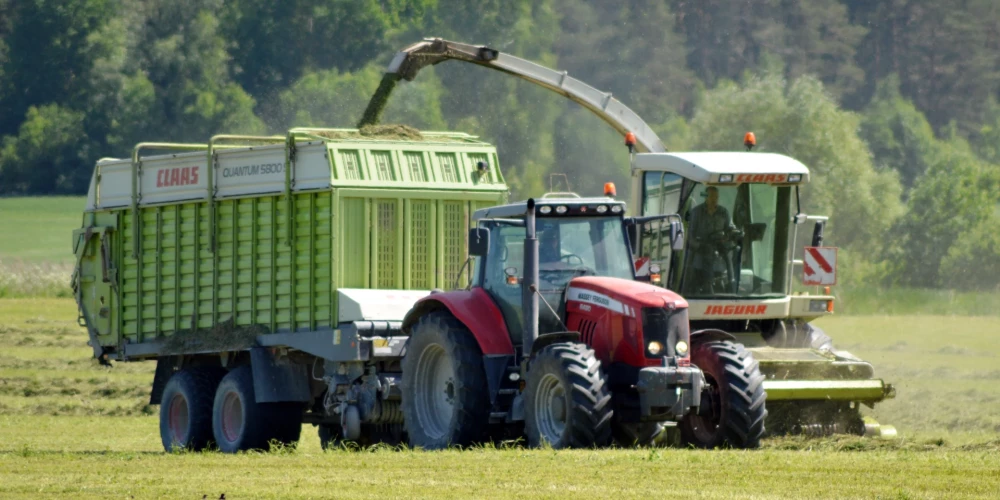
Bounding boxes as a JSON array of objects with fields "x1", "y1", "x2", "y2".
[
  {"x1": 680, "y1": 341, "x2": 767, "y2": 449},
  {"x1": 159, "y1": 366, "x2": 225, "y2": 452},
  {"x1": 401, "y1": 312, "x2": 490, "y2": 449},
  {"x1": 212, "y1": 365, "x2": 303, "y2": 453},
  {"x1": 765, "y1": 321, "x2": 833, "y2": 351},
  {"x1": 525, "y1": 342, "x2": 613, "y2": 449}
]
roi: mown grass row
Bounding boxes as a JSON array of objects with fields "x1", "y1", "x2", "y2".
[
  {"x1": 1, "y1": 427, "x2": 998, "y2": 500},
  {"x1": 2, "y1": 299, "x2": 1000, "y2": 435},
  {"x1": 0, "y1": 299, "x2": 999, "y2": 499}
]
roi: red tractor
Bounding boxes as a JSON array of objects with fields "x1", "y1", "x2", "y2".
[{"x1": 400, "y1": 195, "x2": 767, "y2": 448}]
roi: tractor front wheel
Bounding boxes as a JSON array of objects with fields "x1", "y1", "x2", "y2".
[
  {"x1": 401, "y1": 312, "x2": 490, "y2": 449},
  {"x1": 680, "y1": 341, "x2": 767, "y2": 449},
  {"x1": 525, "y1": 342, "x2": 613, "y2": 449}
]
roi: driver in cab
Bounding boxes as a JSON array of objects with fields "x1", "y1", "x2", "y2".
[
  {"x1": 539, "y1": 225, "x2": 562, "y2": 267},
  {"x1": 687, "y1": 186, "x2": 738, "y2": 291}
]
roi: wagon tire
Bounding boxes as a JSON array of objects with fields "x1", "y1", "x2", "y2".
[
  {"x1": 159, "y1": 366, "x2": 226, "y2": 452},
  {"x1": 212, "y1": 365, "x2": 303, "y2": 453}
]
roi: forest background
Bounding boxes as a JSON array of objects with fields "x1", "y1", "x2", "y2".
[{"x1": 0, "y1": 0, "x2": 998, "y2": 291}]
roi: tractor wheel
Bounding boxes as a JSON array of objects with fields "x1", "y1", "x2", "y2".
[
  {"x1": 212, "y1": 365, "x2": 303, "y2": 453},
  {"x1": 525, "y1": 342, "x2": 613, "y2": 449},
  {"x1": 159, "y1": 366, "x2": 225, "y2": 452},
  {"x1": 765, "y1": 321, "x2": 833, "y2": 351},
  {"x1": 401, "y1": 312, "x2": 490, "y2": 449},
  {"x1": 680, "y1": 341, "x2": 767, "y2": 449}
]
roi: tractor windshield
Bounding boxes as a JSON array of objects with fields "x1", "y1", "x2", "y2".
[
  {"x1": 480, "y1": 214, "x2": 634, "y2": 341},
  {"x1": 641, "y1": 173, "x2": 792, "y2": 298},
  {"x1": 536, "y1": 216, "x2": 634, "y2": 288}
]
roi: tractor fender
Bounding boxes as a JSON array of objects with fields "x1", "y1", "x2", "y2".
[
  {"x1": 402, "y1": 288, "x2": 515, "y2": 355},
  {"x1": 530, "y1": 331, "x2": 581, "y2": 355},
  {"x1": 690, "y1": 328, "x2": 737, "y2": 345}
]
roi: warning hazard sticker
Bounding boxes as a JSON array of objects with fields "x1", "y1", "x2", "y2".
[{"x1": 802, "y1": 246, "x2": 837, "y2": 286}]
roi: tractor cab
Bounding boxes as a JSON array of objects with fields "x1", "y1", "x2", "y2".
[{"x1": 468, "y1": 195, "x2": 637, "y2": 342}]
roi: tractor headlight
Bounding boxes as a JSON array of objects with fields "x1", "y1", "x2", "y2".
[
  {"x1": 675, "y1": 341, "x2": 688, "y2": 356},
  {"x1": 647, "y1": 341, "x2": 663, "y2": 356},
  {"x1": 596, "y1": 205, "x2": 608, "y2": 213},
  {"x1": 788, "y1": 174, "x2": 802, "y2": 183},
  {"x1": 718, "y1": 174, "x2": 734, "y2": 183},
  {"x1": 555, "y1": 205, "x2": 568, "y2": 214},
  {"x1": 539, "y1": 205, "x2": 552, "y2": 214},
  {"x1": 610, "y1": 205, "x2": 623, "y2": 214}
]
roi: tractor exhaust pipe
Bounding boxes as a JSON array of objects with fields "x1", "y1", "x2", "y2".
[{"x1": 522, "y1": 198, "x2": 539, "y2": 356}]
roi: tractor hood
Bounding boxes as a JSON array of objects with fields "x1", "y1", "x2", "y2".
[{"x1": 566, "y1": 276, "x2": 688, "y2": 316}]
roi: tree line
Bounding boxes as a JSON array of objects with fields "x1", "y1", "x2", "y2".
[{"x1": 0, "y1": 0, "x2": 997, "y2": 290}]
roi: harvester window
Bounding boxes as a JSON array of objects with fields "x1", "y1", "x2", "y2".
[
  {"x1": 676, "y1": 183, "x2": 785, "y2": 297},
  {"x1": 643, "y1": 172, "x2": 683, "y2": 217}
]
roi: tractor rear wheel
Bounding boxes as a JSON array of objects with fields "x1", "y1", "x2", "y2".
[
  {"x1": 401, "y1": 312, "x2": 490, "y2": 449},
  {"x1": 680, "y1": 341, "x2": 767, "y2": 449},
  {"x1": 159, "y1": 366, "x2": 225, "y2": 452},
  {"x1": 212, "y1": 365, "x2": 303, "y2": 453},
  {"x1": 525, "y1": 342, "x2": 613, "y2": 449}
]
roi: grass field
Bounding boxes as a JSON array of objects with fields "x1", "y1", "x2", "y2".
[
  {"x1": 1, "y1": 298, "x2": 998, "y2": 498},
  {"x1": 0, "y1": 197, "x2": 82, "y2": 298},
  {"x1": 1, "y1": 196, "x2": 998, "y2": 498},
  {"x1": 0, "y1": 197, "x2": 84, "y2": 263}
]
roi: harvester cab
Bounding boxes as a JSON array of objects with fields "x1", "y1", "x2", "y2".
[{"x1": 400, "y1": 194, "x2": 768, "y2": 449}]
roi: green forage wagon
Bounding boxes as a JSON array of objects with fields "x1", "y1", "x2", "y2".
[{"x1": 73, "y1": 128, "x2": 506, "y2": 452}]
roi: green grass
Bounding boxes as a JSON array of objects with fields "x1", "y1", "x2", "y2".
[
  {"x1": 814, "y1": 315, "x2": 1000, "y2": 436},
  {"x1": 0, "y1": 196, "x2": 84, "y2": 263},
  {"x1": 0, "y1": 196, "x2": 82, "y2": 298},
  {"x1": 1, "y1": 299, "x2": 999, "y2": 498},
  {"x1": 1, "y1": 198, "x2": 998, "y2": 497},
  {"x1": 835, "y1": 286, "x2": 1000, "y2": 316},
  {"x1": 1, "y1": 439, "x2": 996, "y2": 499}
]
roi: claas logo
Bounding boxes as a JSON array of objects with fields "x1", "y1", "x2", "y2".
[
  {"x1": 735, "y1": 173, "x2": 787, "y2": 183},
  {"x1": 156, "y1": 166, "x2": 200, "y2": 187}
]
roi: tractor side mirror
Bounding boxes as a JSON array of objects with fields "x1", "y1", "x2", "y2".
[
  {"x1": 669, "y1": 220, "x2": 685, "y2": 251},
  {"x1": 469, "y1": 228, "x2": 490, "y2": 256},
  {"x1": 811, "y1": 220, "x2": 826, "y2": 247}
]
